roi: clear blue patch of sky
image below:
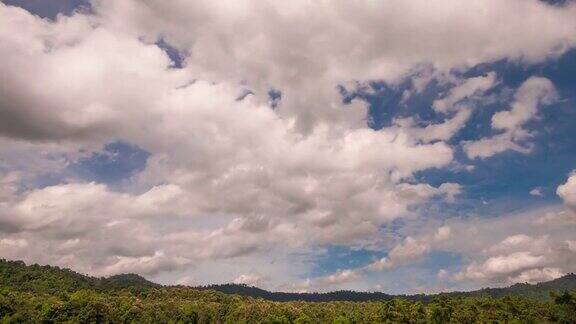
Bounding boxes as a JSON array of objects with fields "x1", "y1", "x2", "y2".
[
  {"x1": 4, "y1": 0, "x2": 91, "y2": 20},
  {"x1": 540, "y1": 0, "x2": 573, "y2": 5},
  {"x1": 23, "y1": 141, "x2": 150, "y2": 191},
  {"x1": 68, "y1": 141, "x2": 150, "y2": 186},
  {"x1": 156, "y1": 38, "x2": 186, "y2": 69},
  {"x1": 268, "y1": 89, "x2": 282, "y2": 108}
]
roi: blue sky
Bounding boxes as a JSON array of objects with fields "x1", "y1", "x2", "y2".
[
  {"x1": 313, "y1": 48, "x2": 576, "y2": 289},
  {"x1": 3, "y1": 0, "x2": 90, "y2": 19},
  {"x1": 1, "y1": 0, "x2": 575, "y2": 293}
]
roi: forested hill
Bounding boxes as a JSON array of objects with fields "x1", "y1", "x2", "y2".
[
  {"x1": 193, "y1": 284, "x2": 398, "y2": 302},
  {"x1": 197, "y1": 274, "x2": 576, "y2": 302},
  {"x1": 437, "y1": 273, "x2": 576, "y2": 300},
  {"x1": 0, "y1": 259, "x2": 159, "y2": 294},
  {"x1": 1, "y1": 259, "x2": 576, "y2": 323},
  {"x1": 1, "y1": 259, "x2": 575, "y2": 301}
]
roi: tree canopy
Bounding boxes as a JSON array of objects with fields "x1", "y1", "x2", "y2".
[{"x1": 0, "y1": 259, "x2": 575, "y2": 323}]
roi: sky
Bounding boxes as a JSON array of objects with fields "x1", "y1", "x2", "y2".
[{"x1": 0, "y1": 0, "x2": 575, "y2": 294}]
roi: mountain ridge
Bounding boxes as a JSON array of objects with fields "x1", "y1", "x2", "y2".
[
  {"x1": 1, "y1": 259, "x2": 575, "y2": 302},
  {"x1": 193, "y1": 273, "x2": 576, "y2": 302}
]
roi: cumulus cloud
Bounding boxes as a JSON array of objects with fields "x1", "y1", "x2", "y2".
[
  {"x1": 0, "y1": 2, "x2": 463, "y2": 278},
  {"x1": 355, "y1": 207, "x2": 576, "y2": 288},
  {"x1": 90, "y1": 0, "x2": 576, "y2": 130},
  {"x1": 394, "y1": 72, "x2": 500, "y2": 145},
  {"x1": 433, "y1": 72, "x2": 498, "y2": 114},
  {"x1": 535, "y1": 210, "x2": 576, "y2": 226},
  {"x1": 368, "y1": 237, "x2": 431, "y2": 271},
  {"x1": 395, "y1": 108, "x2": 473, "y2": 144},
  {"x1": 323, "y1": 270, "x2": 362, "y2": 286},
  {"x1": 441, "y1": 175, "x2": 576, "y2": 285},
  {"x1": 491, "y1": 78, "x2": 557, "y2": 131},
  {"x1": 364, "y1": 225, "x2": 451, "y2": 272},
  {"x1": 453, "y1": 234, "x2": 573, "y2": 284},
  {"x1": 283, "y1": 269, "x2": 362, "y2": 292},
  {"x1": 328, "y1": 173, "x2": 576, "y2": 289},
  {"x1": 0, "y1": 0, "x2": 575, "y2": 289},
  {"x1": 233, "y1": 272, "x2": 269, "y2": 286},
  {"x1": 509, "y1": 268, "x2": 564, "y2": 284},
  {"x1": 557, "y1": 172, "x2": 576, "y2": 211},
  {"x1": 464, "y1": 77, "x2": 558, "y2": 159}
]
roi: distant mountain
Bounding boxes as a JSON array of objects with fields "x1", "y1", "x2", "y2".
[
  {"x1": 1, "y1": 259, "x2": 574, "y2": 302},
  {"x1": 194, "y1": 274, "x2": 576, "y2": 302}
]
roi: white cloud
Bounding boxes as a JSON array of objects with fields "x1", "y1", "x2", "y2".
[
  {"x1": 324, "y1": 269, "x2": 361, "y2": 285},
  {"x1": 287, "y1": 269, "x2": 362, "y2": 292},
  {"x1": 368, "y1": 237, "x2": 431, "y2": 271},
  {"x1": 91, "y1": 0, "x2": 576, "y2": 130},
  {"x1": 175, "y1": 275, "x2": 194, "y2": 286},
  {"x1": 437, "y1": 269, "x2": 450, "y2": 280},
  {"x1": 0, "y1": 2, "x2": 464, "y2": 280},
  {"x1": 492, "y1": 77, "x2": 557, "y2": 131},
  {"x1": 434, "y1": 226, "x2": 452, "y2": 241},
  {"x1": 365, "y1": 226, "x2": 451, "y2": 272},
  {"x1": 509, "y1": 268, "x2": 563, "y2": 284},
  {"x1": 464, "y1": 77, "x2": 557, "y2": 159},
  {"x1": 453, "y1": 233, "x2": 575, "y2": 284},
  {"x1": 0, "y1": 0, "x2": 575, "y2": 289},
  {"x1": 463, "y1": 132, "x2": 531, "y2": 160},
  {"x1": 0, "y1": 238, "x2": 28, "y2": 248},
  {"x1": 530, "y1": 187, "x2": 544, "y2": 197},
  {"x1": 535, "y1": 210, "x2": 576, "y2": 226},
  {"x1": 557, "y1": 172, "x2": 576, "y2": 211},
  {"x1": 445, "y1": 175, "x2": 576, "y2": 285},
  {"x1": 299, "y1": 173, "x2": 576, "y2": 291},
  {"x1": 98, "y1": 251, "x2": 189, "y2": 277},
  {"x1": 456, "y1": 251, "x2": 546, "y2": 281},
  {"x1": 233, "y1": 272, "x2": 268, "y2": 286},
  {"x1": 433, "y1": 72, "x2": 498, "y2": 114},
  {"x1": 396, "y1": 108, "x2": 473, "y2": 143}
]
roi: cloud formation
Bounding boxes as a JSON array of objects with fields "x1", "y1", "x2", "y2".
[
  {"x1": 0, "y1": 0, "x2": 575, "y2": 291},
  {"x1": 464, "y1": 77, "x2": 558, "y2": 159},
  {"x1": 315, "y1": 174, "x2": 576, "y2": 290},
  {"x1": 557, "y1": 173, "x2": 576, "y2": 211}
]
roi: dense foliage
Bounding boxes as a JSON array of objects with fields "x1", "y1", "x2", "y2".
[
  {"x1": 200, "y1": 273, "x2": 576, "y2": 302},
  {"x1": 1, "y1": 260, "x2": 575, "y2": 323}
]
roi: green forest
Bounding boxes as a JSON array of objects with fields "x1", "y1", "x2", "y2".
[{"x1": 0, "y1": 259, "x2": 575, "y2": 323}]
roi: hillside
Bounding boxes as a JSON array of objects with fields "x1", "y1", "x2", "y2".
[
  {"x1": 0, "y1": 259, "x2": 575, "y2": 323},
  {"x1": 439, "y1": 273, "x2": 576, "y2": 300},
  {"x1": 194, "y1": 283, "x2": 398, "y2": 302},
  {"x1": 0, "y1": 259, "x2": 158, "y2": 294},
  {"x1": 1, "y1": 259, "x2": 575, "y2": 301},
  {"x1": 196, "y1": 274, "x2": 576, "y2": 302}
]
